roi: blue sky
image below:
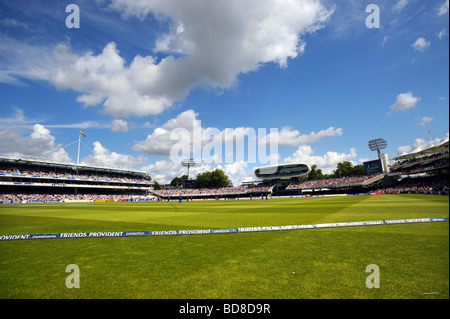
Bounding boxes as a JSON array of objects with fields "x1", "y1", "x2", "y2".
[{"x1": 0, "y1": 0, "x2": 448, "y2": 185}]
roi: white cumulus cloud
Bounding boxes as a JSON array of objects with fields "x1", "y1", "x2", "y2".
[
  {"x1": 0, "y1": 124, "x2": 71, "y2": 162},
  {"x1": 81, "y1": 141, "x2": 148, "y2": 169},
  {"x1": 261, "y1": 126, "x2": 343, "y2": 147},
  {"x1": 438, "y1": 0, "x2": 449, "y2": 16},
  {"x1": 48, "y1": 0, "x2": 334, "y2": 117},
  {"x1": 283, "y1": 145, "x2": 358, "y2": 174},
  {"x1": 389, "y1": 92, "x2": 421, "y2": 113},
  {"x1": 111, "y1": 119, "x2": 129, "y2": 132},
  {"x1": 419, "y1": 117, "x2": 433, "y2": 126},
  {"x1": 411, "y1": 37, "x2": 430, "y2": 52}
]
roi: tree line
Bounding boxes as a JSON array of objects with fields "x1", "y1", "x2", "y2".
[
  {"x1": 306, "y1": 161, "x2": 365, "y2": 181},
  {"x1": 160, "y1": 168, "x2": 231, "y2": 189},
  {"x1": 168, "y1": 169, "x2": 231, "y2": 188}
]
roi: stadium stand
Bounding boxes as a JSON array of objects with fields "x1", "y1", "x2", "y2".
[
  {"x1": 389, "y1": 139, "x2": 448, "y2": 175},
  {"x1": 286, "y1": 173, "x2": 385, "y2": 190},
  {"x1": 0, "y1": 155, "x2": 274, "y2": 203},
  {"x1": 373, "y1": 175, "x2": 449, "y2": 195},
  {"x1": 0, "y1": 155, "x2": 155, "y2": 203},
  {"x1": 151, "y1": 184, "x2": 275, "y2": 200},
  {"x1": 0, "y1": 193, "x2": 153, "y2": 204}
]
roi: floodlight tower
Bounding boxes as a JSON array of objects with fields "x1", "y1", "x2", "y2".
[
  {"x1": 368, "y1": 138, "x2": 389, "y2": 172},
  {"x1": 368, "y1": 138, "x2": 387, "y2": 158},
  {"x1": 182, "y1": 158, "x2": 196, "y2": 180}
]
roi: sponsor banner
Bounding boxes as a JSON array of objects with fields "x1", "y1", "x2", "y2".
[
  {"x1": 63, "y1": 200, "x2": 92, "y2": 203},
  {"x1": 25, "y1": 200, "x2": 64, "y2": 204},
  {"x1": 0, "y1": 201, "x2": 22, "y2": 204},
  {"x1": 0, "y1": 217, "x2": 448, "y2": 241},
  {"x1": 270, "y1": 195, "x2": 307, "y2": 199}
]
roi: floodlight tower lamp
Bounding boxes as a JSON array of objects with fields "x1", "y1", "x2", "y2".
[
  {"x1": 368, "y1": 138, "x2": 387, "y2": 158},
  {"x1": 181, "y1": 158, "x2": 196, "y2": 180}
]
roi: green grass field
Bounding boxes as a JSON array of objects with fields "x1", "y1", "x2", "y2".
[{"x1": 0, "y1": 194, "x2": 448, "y2": 299}]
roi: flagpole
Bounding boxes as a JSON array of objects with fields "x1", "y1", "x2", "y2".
[{"x1": 77, "y1": 131, "x2": 81, "y2": 166}]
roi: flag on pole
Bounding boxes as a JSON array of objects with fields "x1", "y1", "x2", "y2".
[{"x1": 80, "y1": 131, "x2": 86, "y2": 137}]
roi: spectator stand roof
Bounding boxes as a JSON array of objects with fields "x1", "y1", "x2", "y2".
[
  {"x1": 0, "y1": 154, "x2": 149, "y2": 177},
  {"x1": 393, "y1": 139, "x2": 449, "y2": 161}
]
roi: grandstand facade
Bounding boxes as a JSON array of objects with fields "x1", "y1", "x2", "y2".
[
  {"x1": 282, "y1": 173, "x2": 386, "y2": 196},
  {"x1": 151, "y1": 185, "x2": 275, "y2": 201},
  {"x1": 0, "y1": 155, "x2": 155, "y2": 203},
  {"x1": 389, "y1": 139, "x2": 449, "y2": 177}
]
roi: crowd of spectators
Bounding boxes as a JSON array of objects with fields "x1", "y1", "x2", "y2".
[
  {"x1": 0, "y1": 193, "x2": 156, "y2": 203},
  {"x1": 0, "y1": 185, "x2": 276, "y2": 203},
  {"x1": 0, "y1": 167, "x2": 151, "y2": 184},
  {"x1": 1, "y1": 175, "x2": 447, "y2": 203},
  {"x1": 374, "y1": 176, "x2": 449, "y2": 195},
  {"x1": 286, "y1": 174, "x2": 384, "y2": 190},
  {"x1": 153, "y1": 185, "x2": 275, "y2": 198}
]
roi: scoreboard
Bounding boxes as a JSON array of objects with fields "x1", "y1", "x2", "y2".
[{"x1": 364, "y1": 159, "x2": 382, "y2": 174}]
